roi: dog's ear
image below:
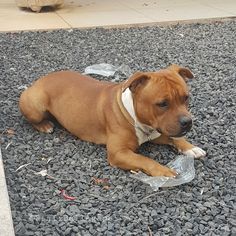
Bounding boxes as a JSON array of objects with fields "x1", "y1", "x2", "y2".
[
  {"x1": 122, "y1": 72, "x2": 150, "y2": 93},
  {"x1": 168, "y1": 64, "x2": 194, "y2": 81}
]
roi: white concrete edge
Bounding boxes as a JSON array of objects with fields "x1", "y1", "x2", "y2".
[{"x1": 0, "y1": 146, "x2": 15, "y2": 236}]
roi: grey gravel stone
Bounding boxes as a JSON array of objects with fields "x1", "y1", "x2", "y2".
[{"x1": 1, "y1": 19, "x2": 236, "y2": 236}]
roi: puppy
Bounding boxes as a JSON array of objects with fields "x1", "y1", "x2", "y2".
[{"x1": 19, "y1": 64, "x2": 206, "y2": 177}]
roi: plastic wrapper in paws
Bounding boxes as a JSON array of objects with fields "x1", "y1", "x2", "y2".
[
  {"x1": 83, "y1": 64, "x2": 196, "y2": 191},
  {"x1": 131, "y1": 155, "x2": 195, "y2": 191}
]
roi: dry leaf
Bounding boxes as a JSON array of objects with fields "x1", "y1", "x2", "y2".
[
  {"x1": 103, "y1": 185, "x2": 111, "y2": 190},
  {"x1": 92, "y1": 177, "x2": 109, "y2": 185},
  {"x1": 92, "y1": 177, "x2": 110, "y2": 189},
  {"x1": 6, "y1": 129, "x2": 15, "y2": 135}
]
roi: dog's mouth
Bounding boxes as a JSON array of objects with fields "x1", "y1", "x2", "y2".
[
  {"x1": 156, "y1": 128, "x2": 190, "y2": 138},
  {"x1": 171, "y1": 130, "x2": 188, "y2": 138}
]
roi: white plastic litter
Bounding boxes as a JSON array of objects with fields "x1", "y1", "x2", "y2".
[
  {"x1": 84, "y1": 63, "x2": 196, "y2": 190},
  {"x1": 84, "y1": 63, "x2": 132, "y2": 77},
  {"x1": 131, "y1": 155, "x2": 195, "y2": 191},
  {"x1": 35, "y1": 169, "x2": 48, "y2": 177}
]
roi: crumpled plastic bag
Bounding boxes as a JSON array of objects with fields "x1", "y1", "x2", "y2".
[
  {"x1": 84, "y1": 63, "x2": 132, "y2": 78},
  {"x1": 84, "y1": 63, "x2": 196, "y2": 190},
  {"x1": 131, "y1": 155, "x2": 195, "y2": 191}
]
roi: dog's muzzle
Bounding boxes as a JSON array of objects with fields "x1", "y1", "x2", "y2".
[{"x1": 179, "y1": 115, "x2": 192, "y2": 133}]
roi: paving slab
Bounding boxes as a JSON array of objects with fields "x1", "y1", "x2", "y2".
[{"x1": 0, "y1": 146, "x2": 15, "y2": 236}]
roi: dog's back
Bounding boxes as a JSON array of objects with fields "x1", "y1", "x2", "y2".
[{"x1": 19, "y1": 71, "x2": 117, "y2": 144}]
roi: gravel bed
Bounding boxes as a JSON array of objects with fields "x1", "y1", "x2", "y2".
[{"x1": 0, "y1": 20, "x2": 235, "y2": 236}]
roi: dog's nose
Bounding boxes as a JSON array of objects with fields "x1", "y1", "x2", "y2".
[{"x1": 179, "y1": 116, "x2": 192, "y2": 130}]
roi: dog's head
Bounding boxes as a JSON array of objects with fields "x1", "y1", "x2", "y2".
[{"x1": 123, "y1": 64, "x2": 194, "y2": 138}]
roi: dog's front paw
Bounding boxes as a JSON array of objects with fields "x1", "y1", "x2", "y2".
[
  {"x1": 183, "y1": 146, "x2": 206, "y2": 158},
  {"x1": 149, "y1": 164, "x2": 177, "y2": 177}
]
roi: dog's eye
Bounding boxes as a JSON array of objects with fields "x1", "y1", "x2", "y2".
[{"x1": 156, "y1": 100, "x2": 168, "y2": 109}]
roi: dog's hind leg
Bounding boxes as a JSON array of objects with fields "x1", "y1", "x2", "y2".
[{"x1": 19, "y1": 87, "x2": 54, "y2": 133}]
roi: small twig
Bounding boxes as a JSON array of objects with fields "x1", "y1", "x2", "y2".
[
  {"x1": 139, "y1": 193, "x2": 158, "y2": 202},
  {"x1": 15, "y1": 163, "x2": 32, "y2": 172},
  {"x1": 0, "y1": 130, "x2": 6, "y2": 136},
  {"x1": 139, "y1": 190, "x2": 167, "y2": 202},
  {"x1": 5, "y1": 141, "x2": 12, "y2": 150},
  {"x1": 88, "y1": 159, "x2": 92, "y2": 169},
  {"x1": 46, "y1": 158, "x2": 53, "y2": 164},
  {"x1": 148, "y1": 226, "x2": 153, "y2": 236},
  {"x1": 46, "y1": 174, "x2": 56, "y2": 180},
  {"x1": 200, "y1": 188, "x2": 204, "y2": 195}
]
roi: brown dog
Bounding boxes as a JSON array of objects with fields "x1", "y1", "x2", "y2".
[{"x1": 19, "y1": 64, "x2": 206, "y2": 177}]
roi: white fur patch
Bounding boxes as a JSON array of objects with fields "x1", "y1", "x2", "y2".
[
  {"x1": 183, "y1": 147, "x2": 206, "y2": 158},
  {"x1": 121, "y1": 88, "x2": 161, "y2": 145}
]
